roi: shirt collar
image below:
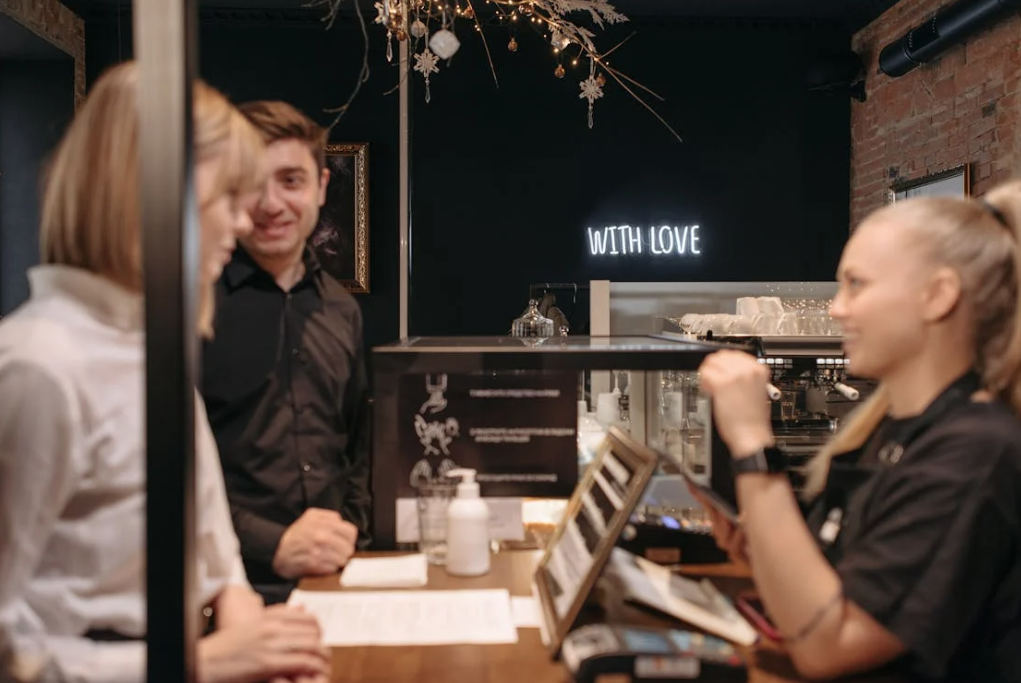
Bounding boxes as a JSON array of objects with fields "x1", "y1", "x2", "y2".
[
  {"x1": 222, "y1": 247, "x2": 260, "y2": 290},
  {"x1": 223, "y1": 245, "x2": 322, "y2": 292},
  {"x1": 29, "y1": 265, "x2": 144, "y2": 332}
]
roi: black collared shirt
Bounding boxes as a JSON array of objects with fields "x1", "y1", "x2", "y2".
[
  {"x1": 806, "y1": 401, "x2": 1021, "y2": 683},
  {"x1": 201, "y1": 247, "x2": 371, "y2": 589}
]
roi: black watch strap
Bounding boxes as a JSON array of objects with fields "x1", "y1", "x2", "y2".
[{"x1": 732, "y1": 446, "x2": 787, "y2": 476}]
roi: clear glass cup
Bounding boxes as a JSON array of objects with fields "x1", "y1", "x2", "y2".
[{"x1": 415, "y1": 478, "x2": 458, "y2": 565}]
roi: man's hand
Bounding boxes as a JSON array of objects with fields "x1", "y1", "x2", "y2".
[{"x1": 272, "y1": 508, "x2": 358, "y2": 579}]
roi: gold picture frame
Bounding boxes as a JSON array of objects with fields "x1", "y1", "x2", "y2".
[
  {"x1": 310, "y1": 143, "x2": 370, "y2": 293},
  {"x1": 533, "y1": 426, "x2": 659, "y2": 657}
]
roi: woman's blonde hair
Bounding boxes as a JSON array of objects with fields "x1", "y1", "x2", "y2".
[
  {"x1": 803, "y1": 180, "x2": 1021, "y2": 499},
  {"x1": 39, "y1": 60, "x2": 264, "y2": 336}
]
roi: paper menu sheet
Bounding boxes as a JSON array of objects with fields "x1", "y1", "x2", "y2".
[
  {"x1": 510, "y1": 595, "x2": 543, "y2": 628},
  {"x1": 288, "y1": 588, "x2": 519, "y2": 646}
]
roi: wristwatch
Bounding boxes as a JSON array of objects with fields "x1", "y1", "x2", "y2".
[{"x1": 731, "y1": 445, "x2": 788, "y2": 476}]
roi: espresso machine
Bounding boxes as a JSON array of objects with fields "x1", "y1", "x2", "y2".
[
  {"x1": 618, "y1": 334, "x2": 876, "y2": 564},
  {"x1": 726, "y1": 335, "x2": 873, "y2": 490}
]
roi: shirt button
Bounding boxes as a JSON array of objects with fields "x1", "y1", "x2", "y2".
[
  {"x1": 291, "y1": 348, "x2": 299, "y2": 356},
  {"x1": 302, "y1": 464, "x2": 311, "y2": 472},
  {"x1": 286, "y1": 293, "x2": 293, "y2": 300}
]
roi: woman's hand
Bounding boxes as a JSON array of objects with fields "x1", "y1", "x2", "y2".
[
  {"x1": 697, "y1": 350, "x2": 775, "y2": 457},
  {"x1": 198, "y1": 604, "x2": 331, "y2": 683},
  {"x1": 688, "y1": 484, "x2": 752, "y2": 570},
  {"x1": 271, "y1": 674, "x2": 332, "y2": 683},
  {"x1": 708, "y1": 507, "x2": 752, "y2": 569},
  {"x1": 213, "y1": 585, "x2": 264, "y2": 631}
]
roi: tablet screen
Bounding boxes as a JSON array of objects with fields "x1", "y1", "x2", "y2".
[{"x1": 680, "y1": 468, "x2": 739, "y2": 524}]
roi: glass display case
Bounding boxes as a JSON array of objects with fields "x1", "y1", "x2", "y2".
[{"x1": 370, "y1": 335, "x2": 728, "y2": 550}]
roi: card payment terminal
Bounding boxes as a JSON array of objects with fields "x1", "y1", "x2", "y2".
[{"x1": 561, "y1": 624, "x2": 748, "y2": 683}]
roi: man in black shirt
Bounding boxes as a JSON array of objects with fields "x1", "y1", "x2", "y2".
[{"x1": 202, "y1": 100, "x2": 370, "y2": 604}]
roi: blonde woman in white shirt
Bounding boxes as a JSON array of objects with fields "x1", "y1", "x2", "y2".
[{"x1": 0, "y1": 62, "x2": 331, "y2": 683}]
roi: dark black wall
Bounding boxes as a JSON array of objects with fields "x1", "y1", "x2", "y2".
[
  {"x1": 85, "y1": 13, "x2": 851, "y2": 343},
  {"x1": 409, "y1": 19, "x2": 852, "y2": 336},
  {"x1": 86, "y1": 12, "x2": 401, "y2": 352},
  {"x1": 0, "y1": 59, "x2": 75, "y2": 315}
]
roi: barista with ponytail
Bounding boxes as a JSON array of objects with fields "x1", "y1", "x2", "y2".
[{"x1": 698, "y1": 180, "x2": 1021, "y2": 682}]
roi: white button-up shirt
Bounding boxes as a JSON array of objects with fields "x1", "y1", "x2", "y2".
[{"x1": 0, "y1": 266, "x2": 248, "y2": 683}]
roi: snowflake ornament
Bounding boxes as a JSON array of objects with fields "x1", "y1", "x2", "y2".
[
  {"x1": 414, "y1": 49, "x2": 441, "y2": 103},
  {"x1": 579, "y1": 74, "x2": 604, "y2": 128},
  {"x1": 414, "y1": 48, "x2": 440, "y2": 76},
  {"x1": 579, "y1": 74, "x2": 604, "y2": 103}
]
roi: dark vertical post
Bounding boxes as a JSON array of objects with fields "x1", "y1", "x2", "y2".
[{"x1": 133, "y1": 1, "x2": 200, "y2": 681}]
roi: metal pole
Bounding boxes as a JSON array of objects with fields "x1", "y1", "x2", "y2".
[
  {"x1": 399, "y1": 33, "x2": 410, "y2": 339},
  {"x1": 133, "y1": 1, "x2": 199, "y2": 681}
]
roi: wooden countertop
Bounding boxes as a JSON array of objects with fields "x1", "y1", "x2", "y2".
[{"x1": 298, "y1": 550, "x2": 812, "y2": 683}]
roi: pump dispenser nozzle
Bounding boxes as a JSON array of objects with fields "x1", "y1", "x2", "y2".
[{"x1": 445, "y1": 468, "x2": 480, "y2": 498}]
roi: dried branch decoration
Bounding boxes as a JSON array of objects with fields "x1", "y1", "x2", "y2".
[{"x1": 311, "y1": 0, "x2": 682, "y2": 142}]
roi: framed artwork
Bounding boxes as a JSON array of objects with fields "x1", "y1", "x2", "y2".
[
  {"x1": 887, "y1": 163, "x2": 971, "y2": 204},
  {"x1": 309, "y1": 143, "x2": 370, "y2": 293},
  {"x1": 533, "y1": 426, "x2": 659, "y2": 657}
]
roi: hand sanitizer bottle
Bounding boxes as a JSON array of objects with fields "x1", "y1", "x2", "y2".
[{"x1": 444, "y1": 468, "x2": 491, "y2": 577}]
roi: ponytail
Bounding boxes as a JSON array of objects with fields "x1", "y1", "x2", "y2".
[{"x1": 976, "y1": 181, "x2": 1021, "y2": 415}]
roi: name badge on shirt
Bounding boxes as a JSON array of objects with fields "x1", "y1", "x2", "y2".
[{"x1": 819, "y1": 507, "x2": 843, "y2": 545}]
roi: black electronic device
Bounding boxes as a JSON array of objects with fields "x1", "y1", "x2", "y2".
[
  {"x1": 678, "y1": 465, "x2": 739, "y2": 525},
  {"x1": 619, "y1": 474, "x2": 729, "y2": 566},
  {"x1": 618, "y1": 508, "x2": 729, "y2": 566},
  {"x1": 561, "y1": 624, "x2": 748, "y2": 683}
]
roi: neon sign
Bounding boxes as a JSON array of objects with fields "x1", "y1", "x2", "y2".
[{"x1": 586, "y1": 225, "x2": 701, "y2": 257}]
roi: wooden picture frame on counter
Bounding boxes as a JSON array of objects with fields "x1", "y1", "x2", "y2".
[
  {"x1": 533, "y1": 426, "x2": 659, "y2": 657},
  {"x1": 309, "y1": 143, "x2": 370, "y2": 293},
  {"x1": 886, "y1": 163, "x2": 971, "y2": 204}
]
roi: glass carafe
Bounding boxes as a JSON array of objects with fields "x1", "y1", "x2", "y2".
[{"x1": 512, "y1": 299, "x2": 554, "y2": 338}]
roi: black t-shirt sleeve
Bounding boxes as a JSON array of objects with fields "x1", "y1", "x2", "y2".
[{"x1": 836, "y1": 431, "x2": 1016, "y2": 680}]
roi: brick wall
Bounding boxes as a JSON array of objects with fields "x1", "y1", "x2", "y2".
[
  {"x1": 851, "y1": 0, "x2": 1021, "y2": 226},
  {"x1": 0, "y1": 0, "x2": 84, "y2": 108}
]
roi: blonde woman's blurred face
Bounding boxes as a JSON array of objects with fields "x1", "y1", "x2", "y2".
[
  {"x1": 195, "y1": 153, "x2": 256, "y2": 283},
  {"x1": 829, "y1": 218, "x2": 934, "y2": 379}
]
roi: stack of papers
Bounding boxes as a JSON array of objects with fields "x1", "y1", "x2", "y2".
[
  {"x1": 288, "y1": 588, "x2": 519, "y2": 646},
  {"x1": 510, "y1": 595, "x2": 543, "y2": 628},
  {"x1": 339, "y1": 553, "x2": 428, "y2": 588}
]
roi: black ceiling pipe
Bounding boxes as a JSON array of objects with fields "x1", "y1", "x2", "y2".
[{"x1": 879, "y1": 0, "x2": 1021, "y2": 77}]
